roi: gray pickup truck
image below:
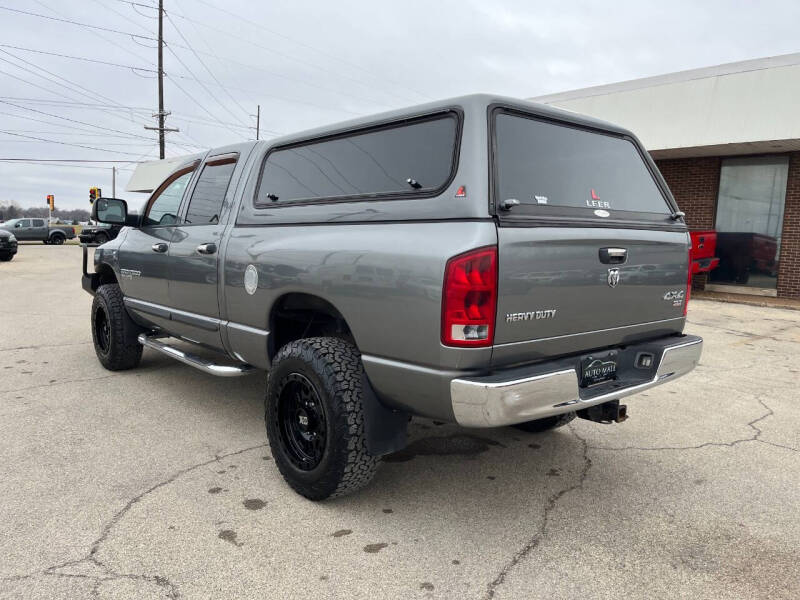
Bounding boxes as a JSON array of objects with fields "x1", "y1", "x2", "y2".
[
  {"x1": 82, "y1": 94, "x2": 702, "y2": 500},
  {"x1": 0, "y1": 218, "x2": 76, "y2": 244}
]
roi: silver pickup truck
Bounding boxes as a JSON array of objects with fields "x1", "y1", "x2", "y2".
[{"x1": 82, "y1": 94, "x2": 702, "y2": 500}]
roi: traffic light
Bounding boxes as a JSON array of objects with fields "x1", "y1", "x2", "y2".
[
  {"x1": 46, "y1": 195, "x2": 54, "y2": 211},
  {"x1": 89, "y1": 187, "x2": 100, "y2": 204}
]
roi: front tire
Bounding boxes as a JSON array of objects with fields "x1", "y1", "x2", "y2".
[
  {"x1": 91, "y1": 284, "x2": 143, "y2": 371},
  {"x1": 0, "y1": 253, "x2": 12, "y2": 261},
  {"x1": 95, "y1": 232, "x2": 109, "y2": 245},
  {"x1": 266, "y1": 337, "x2": 378, "y2": 500},
  {"x1": 513, "y1": 412, "x2": 576, "y2": 433}
]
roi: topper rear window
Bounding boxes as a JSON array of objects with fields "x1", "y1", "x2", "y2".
[
  {"x1": 493, "y1": 111, "x2": 671, "y2": 218},
  {"x1": 254, "y1": 113, "x2": 458, "y2": 206}
]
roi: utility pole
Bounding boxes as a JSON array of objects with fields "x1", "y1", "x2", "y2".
[
  {"x1": 157, "y1": 0, "x2": 164, "y2": 158},
  {"x1": 112, "y1": 166, "x2": 116, "y2": 198},
  {"x1": 144, "y1": 0, "x2": 178, "y2": 158},
  {"x1": 251, "y1": 104, "x2": 261, "y2": 140}
]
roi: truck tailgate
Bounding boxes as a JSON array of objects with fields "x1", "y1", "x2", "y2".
[{"x1": 494, "y1": 226, "x2": 688, "y2": 365}]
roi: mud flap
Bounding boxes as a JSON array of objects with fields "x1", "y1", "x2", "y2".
[{"x1": 361, "y1": 373, "x2": 408, "y2": 456}]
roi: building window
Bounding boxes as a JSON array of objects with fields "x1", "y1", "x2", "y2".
[{"x1": 709, "y1": 155, "x2": 788, "y2": 293}]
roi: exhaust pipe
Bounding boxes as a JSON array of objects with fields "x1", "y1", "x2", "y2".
[{"x1": 577, "y1": 400, "x2": 628, "y2": 424}]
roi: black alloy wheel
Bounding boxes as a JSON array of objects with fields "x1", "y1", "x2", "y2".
[
  {"x1": 265, "y1": 337, "x2": 378, "y2": 500},
  {"x1": 94, "y1": 306, "x2": 111, "y2": 353},
  {"x1": 275, "y1": 373, "x2": 327, "y2": 471},
  {"x1": 90, "y1": 284, "x2": 143, "y2": 371}
]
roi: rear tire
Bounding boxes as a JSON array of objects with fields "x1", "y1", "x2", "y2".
[
  {"x1": 513, "y1": 412, "x2": 576, "y2": 433},
  {"x1": 50, "y1": 234, "x2": 65, "y2": 245},
  {"x1": 266, "y1": 337, "x2": 378, "y2": 500},
  {"x1": 91, "y1": 284, "x2": 143, "y2": 371}
]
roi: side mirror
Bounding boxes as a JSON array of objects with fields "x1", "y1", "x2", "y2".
[{"x1": 93, "y1": 197, "x2": 128, "y2": 225}]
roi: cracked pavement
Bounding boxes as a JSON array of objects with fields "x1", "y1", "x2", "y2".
[{"x1": 1, "y1": 245, "x2": 799, "y2": 599}]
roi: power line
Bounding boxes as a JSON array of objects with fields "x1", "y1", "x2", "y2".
[
  {"x1": 0, "y1": 100, "x2": 155, "y2": 141},
  {"x1": 164, "y1": 11, "x2": 250, "y2": 124},
  {"x1": 0, "y1": 130, "x2": 152, "y2": 156},
  {"x1": 1, "y1": 128, "x2": 160, "y2": 140},
  {"x1": 166, "y1": 5, "x2": 415, "y2": 107},
  {"x1": 0, "y1": 160, "x2": 137, "y2": 171},
  {"x1": 0, "y1": 114, "x2": 147, "y2": 140},
  {"x1": 163, "y1": 45, "x2": 247, "y2": 131},
  {"x1": 166, "y1": 72, "x2": 359, "y2": 117},
  {"x1": 0, "y1": 96, "x2": 154, "y2": 111},
  {"x1": 109, "y1": 0, "x2": 159, "y2": 9},
  {"x1": 0, "y1": 4, "x2": 159, "y2": 41},
  {"x1": 169, "y1": 41, "x2": 394, "y2": 110},
  {"x1": 0, "y1": 44, "x2": 158, "y2": 72},
  {"x1": 0, "y1": 50, "x2": 155, "y2": 135},
  {"x1": 9, "y1": 2, "x2": 389, "y2": 116},
  {"x1": 33, "y1": 0, "x2": 155, "y2": 73},
  {"x1": 163, "y1": 57, "x2": 242, "y2": 132},
  {"x1": 189, "y1": 0, "x2": 432, "y2": 103},
  {"x1": 0, "y1": 65, "x2": 148, "y2": 135},
  {"x1": 0, "y1": 96, "x2": 266, "y2": 134}
]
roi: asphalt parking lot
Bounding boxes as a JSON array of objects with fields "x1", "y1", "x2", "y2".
[{"x1": 1, "y1": 244, "x2": 799, "y2": 600}]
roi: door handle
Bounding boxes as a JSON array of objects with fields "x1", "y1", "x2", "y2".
[
  {"x1": 599, "y1": 247, "x2": 627, "y2": 264},
  {"x1": 196, "y1": 242, "x2": 217, "y2": 255},
  {"x1": 151, "y1": 243, "x2": 168, "y2": 253}
]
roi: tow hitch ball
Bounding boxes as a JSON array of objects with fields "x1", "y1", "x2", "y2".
[{"x1": 577, "y1": 400, "x2": 628, "y2": 424}]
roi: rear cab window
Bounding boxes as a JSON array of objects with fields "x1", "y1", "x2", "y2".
[
  {"x1": 492, "y1": 109, "x2": 673, "y2": 222},
  {"x1": 183, "y1": 154, "x2": 238, "y2": 225},
  {"x1": 254, "y1": 112, "x2": 459, "y2": 206}
]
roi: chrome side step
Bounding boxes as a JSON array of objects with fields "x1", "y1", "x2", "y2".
[{"x1": 137, "y1": 334, "x2": 256, "y2": 377}]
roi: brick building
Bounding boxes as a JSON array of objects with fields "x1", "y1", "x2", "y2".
[{"x1": 533, "y1": 53, "x2": 800, "y2": 299}]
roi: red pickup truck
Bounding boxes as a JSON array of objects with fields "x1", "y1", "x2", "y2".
[{"x1": 689, "y1": 230, "x2": 720, "y2": 275}]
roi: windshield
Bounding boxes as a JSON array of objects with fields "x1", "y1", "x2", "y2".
[
  {"x1": 1, "y1": 219, "x2": 19, "y2": 227},
  {"x1": 494, "y1": 112, "x2": 671, "y2": 218}
]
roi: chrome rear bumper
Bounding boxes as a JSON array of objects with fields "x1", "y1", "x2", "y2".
[{"x1": 451, "y1": 335, "x2": 702, "y2": 427}]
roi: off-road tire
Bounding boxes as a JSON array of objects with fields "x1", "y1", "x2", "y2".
[
  {"x1": 513, "y1": 411, "x2": 576, "y2": 433},
  {"x1": 91, "y1": 284, "x2": 143, "y2": 371},
  {"x1": 266, "y1": 337, "x2": 378, "y2": 500},
  {"x1": 50, "y1": 234, "x2": 65, "y2": 245}
]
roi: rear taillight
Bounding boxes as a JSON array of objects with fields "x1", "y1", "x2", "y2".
[
  {"x1": 684, "y1": 245, "x2": 692, "y2": 316},
  {"x1": 441, "y1": 246, "x2": 497, "y2": 347}
]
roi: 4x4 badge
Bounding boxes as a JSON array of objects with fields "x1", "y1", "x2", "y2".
[{"x1": 607, "y1": 268, "x2": 620, "y2": 287}]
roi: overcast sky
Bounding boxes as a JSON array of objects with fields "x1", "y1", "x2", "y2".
[{"x1": 1, "y1": 0, "x2": 799, "y2": 212}]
